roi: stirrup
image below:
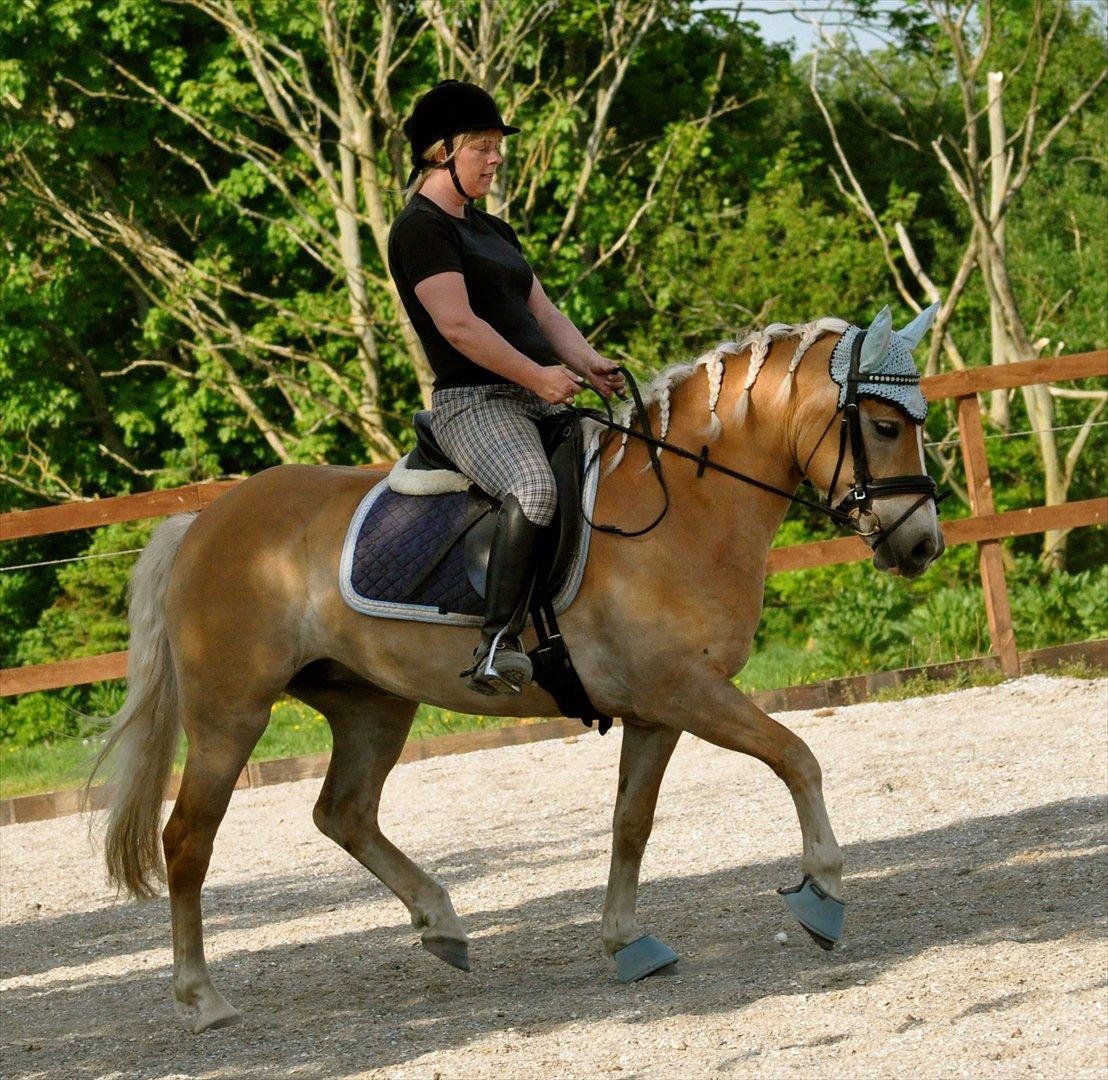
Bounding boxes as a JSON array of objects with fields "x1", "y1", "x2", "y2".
[{"x1": 461, "y1": 628, "x2": 532, "y2": 695}]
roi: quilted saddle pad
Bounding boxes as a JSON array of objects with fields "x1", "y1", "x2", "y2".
[{"x1": 338, "y1": 428, "x2": 600, "y2": 627}]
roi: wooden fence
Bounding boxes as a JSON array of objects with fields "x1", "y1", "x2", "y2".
[{"x1": 1, "y1": 350, "x2": 1105, "y2": 697}]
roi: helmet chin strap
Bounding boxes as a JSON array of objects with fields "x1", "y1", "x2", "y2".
[{"x1": 439, "y1": 135, "x2": 473, "y2": 202}]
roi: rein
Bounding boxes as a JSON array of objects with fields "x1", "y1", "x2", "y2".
[{"x1": 574, "y1": 330, "x2": 945, "y2": 545}]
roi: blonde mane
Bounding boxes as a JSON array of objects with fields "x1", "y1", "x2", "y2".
[{"x1": 606, "y1": 317, "x2": 850, "y2": 473}]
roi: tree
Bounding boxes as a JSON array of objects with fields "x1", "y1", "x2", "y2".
[{"x1": 806, "y1": 0, "x2": 1107, "y2": 565}]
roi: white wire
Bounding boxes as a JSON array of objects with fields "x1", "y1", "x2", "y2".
[
  {"x1": 0, "y1": 548, "x2": 144, "y2": 574},
  {"x1": 925, "y1": 419, "x2": 1108, "y2": 450}
]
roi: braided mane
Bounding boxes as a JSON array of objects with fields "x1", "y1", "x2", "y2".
[{"x1": 606, "y1": 317, "x2": 850, "y2": 473}]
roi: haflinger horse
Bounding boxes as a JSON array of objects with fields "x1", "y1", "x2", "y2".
[{"x1": 90, "y1": 304, "x2": 944, "y2": 1033}]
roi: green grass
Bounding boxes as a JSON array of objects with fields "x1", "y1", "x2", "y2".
[
  {"x1": 872, "y1": 668, "x2": 1007, "y2": 702},
  {"x1": 736, "y1": 640, "x2": 829, "y2": 693},
  {"x1": 1, "y1": 739, "x2": 98, "y2": 803},
  {"x1": 0, "y1": 699, "x2": 523, "y2": 802}
]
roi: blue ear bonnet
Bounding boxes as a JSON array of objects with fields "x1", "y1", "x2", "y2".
[{"x1": 830, "y1": 326, "x2": 929, "y2": 422}]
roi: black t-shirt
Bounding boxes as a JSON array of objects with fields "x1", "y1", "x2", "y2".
[{"x1": 387, "y1": 193, "x2": 559, "y2": 389}]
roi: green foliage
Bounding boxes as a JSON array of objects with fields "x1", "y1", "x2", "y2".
[
  {"x1": 2, "y1": 1, "x2": 1105, "y2": 757},
  {"x1": 1009, "y1": 559, "x2": 1108, "y2": 648},
  {"x1": 755, "y1": 543, "x2": 1106, "y2": 685}
]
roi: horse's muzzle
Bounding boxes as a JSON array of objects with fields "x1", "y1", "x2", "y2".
[{"x1": 872, "y1": 524, "x2": 944, "y2": 578}]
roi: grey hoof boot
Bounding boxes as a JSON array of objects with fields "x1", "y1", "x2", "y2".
[
  {"x1": 615, "y1": 935, "x2": 679, "y2": 983},
  {"x1": 778, "y1": 875, "x2": 844, "y2": 950}
]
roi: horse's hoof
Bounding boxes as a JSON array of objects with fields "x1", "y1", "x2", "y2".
[
  {"x1": 175, "y1": 991, "x2": 241, "y2": 1034},
  {"x1": 777, "y1": 875, "x2": 844, "y2": 950},
  {"x1": 615, "y1": 935, "x2": 679, "y2": 983},
  {"x1": 422, "y1": 933, "x2": 471, "y2": 972},
  {"x1": 191, "y1": 1007, "x2": 242, "y2": 1034}
]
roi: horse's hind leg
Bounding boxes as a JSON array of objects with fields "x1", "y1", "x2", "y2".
[
  {"x1": 163, "y1": 699, "x2": 271, "y2": 1033},
  {"x1": 602, "y1": 720, "x2": 681, "y2": 959},
  {"x1": 294, "y1": 682, "x2": 471, "y2": 971}
]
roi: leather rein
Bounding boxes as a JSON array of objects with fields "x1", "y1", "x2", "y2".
[{"x1": 575, "y1": 330, "x2": 945, "y2": 548}]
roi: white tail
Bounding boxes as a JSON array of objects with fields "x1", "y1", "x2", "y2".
[{"x1": 87, "y1": 513, "x2": 196, "y2": 899}]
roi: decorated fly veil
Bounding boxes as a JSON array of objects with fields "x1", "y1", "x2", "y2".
[
  {"x1": 575, "y1": 304, "x2": 946, "y2": 547},
  {"x1": 821, "y1": 304, "x2": 943, "y2": 542}
]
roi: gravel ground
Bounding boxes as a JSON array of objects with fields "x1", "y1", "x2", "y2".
[{"x1": 2, "y1": 674, "x2": 1106, "y2": 1079}]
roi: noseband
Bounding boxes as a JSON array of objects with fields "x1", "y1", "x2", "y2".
[{"x1": 577, "y1": 330, "x2": 944, "y2": 546}]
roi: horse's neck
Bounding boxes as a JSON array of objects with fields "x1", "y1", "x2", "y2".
[
  {"x1": 674, "y1": 409, "x2": 797, "y2": 567},
  {"x1": 604, "y1": 382, "x2": 800, "y2": 575}
]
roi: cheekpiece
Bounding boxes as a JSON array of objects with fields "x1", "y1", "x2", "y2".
[{"x1": 830, "y1": 326, "x2": 928, "y2": 421}]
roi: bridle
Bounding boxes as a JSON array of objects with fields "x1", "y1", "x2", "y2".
[
  {"x1": 575, "y1": 329, "x2": 945, "y2": 549},
  {"x1": 804, "y1": 329, "x2": 942, "y2": 547}
]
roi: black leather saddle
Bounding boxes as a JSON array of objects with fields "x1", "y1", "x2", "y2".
[
  {"x1": 407, "y1": 409, "x2": 586, "y2": 605},
  {"x1": 403, "y1": 408, "x2": 609, "y2": 733}
]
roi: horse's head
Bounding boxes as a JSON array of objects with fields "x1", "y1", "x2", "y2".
[{"x1": 799, "y1": 305, "x2": 945, "y2": 579}]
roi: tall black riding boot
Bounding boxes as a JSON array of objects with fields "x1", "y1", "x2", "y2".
[{"x1": 464, "y1": 494, "x2": 544, "y2": 695}]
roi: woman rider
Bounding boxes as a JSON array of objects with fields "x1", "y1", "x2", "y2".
[{"x1": 387, "y1": 80, "x2": 624, "y2": 695}]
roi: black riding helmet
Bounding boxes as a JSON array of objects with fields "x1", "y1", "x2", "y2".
[{"x1": 404, "y1": 80, "x2": 519, "y2": 199}]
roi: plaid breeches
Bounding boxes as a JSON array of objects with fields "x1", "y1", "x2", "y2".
[{"x1": 430, "y1": 384, "x2": 568, "y2": 525}]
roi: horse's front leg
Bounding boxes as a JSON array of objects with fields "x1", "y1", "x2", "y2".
[
  {"x1": 601, "y1": 720, "x2": 681, "y2": 980},
  {"x1": 635, "y1": 670, "x2": 845, "y2": 948}
]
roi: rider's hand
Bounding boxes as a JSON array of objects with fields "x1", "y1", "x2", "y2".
[
  {"x1": 530, "y1": 365, "x2": 585, "y2": 405},
  {"x1": 583, "y1": 354, "x2": 626, "y2": 399}
]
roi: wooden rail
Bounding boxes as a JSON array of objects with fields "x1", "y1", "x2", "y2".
[
  {"x1": 1, "y1": 350, "x2": 1105, "y2": 697},
  {"x1": 0, "y1": 480, "x2": 240, "y2": 541},
  {"x1": 4, "y1": 637, "x2": 1103, "y2": 827}
]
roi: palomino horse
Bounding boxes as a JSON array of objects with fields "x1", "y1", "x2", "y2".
[{"x1": 92, "y1": 307, "x2": 944, "y2": 1032}]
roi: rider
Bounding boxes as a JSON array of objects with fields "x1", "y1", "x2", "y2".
[{"x1": 387, "y1": 80, "x2": 624, "y2": 695}]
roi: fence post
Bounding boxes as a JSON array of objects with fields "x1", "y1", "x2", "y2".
[{"x1": 955, "y1": 394, "x2": 1020, "y2": 676}]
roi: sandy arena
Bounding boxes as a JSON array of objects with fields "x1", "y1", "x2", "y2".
[{"x1": 2, "y1": 674, "x2": 1106, "y2": 1078}]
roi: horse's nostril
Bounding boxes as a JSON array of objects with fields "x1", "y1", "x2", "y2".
[{"x1": 910, "y1": 536, "x2": 935, "y2": 565}]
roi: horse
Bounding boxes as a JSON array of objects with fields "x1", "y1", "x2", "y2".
[{"x1": 90, "y1": 306, "x2": 945, "y2": 1033}]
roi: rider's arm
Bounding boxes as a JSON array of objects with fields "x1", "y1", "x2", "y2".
[
  {"x1": 526, "y1": 275, "x2": 599, "y2": 376},
  {"x1": 415, "y1": 272, "x2": 547, "y2": 388}
]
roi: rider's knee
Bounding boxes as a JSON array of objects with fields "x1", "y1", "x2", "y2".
[{"x1": 509, "y1": 472, "x2": 557, "y2": 527}]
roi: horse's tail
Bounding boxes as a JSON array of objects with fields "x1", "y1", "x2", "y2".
[{"x1": 88, "y1": 512, "x2": 196, "y2": 900}]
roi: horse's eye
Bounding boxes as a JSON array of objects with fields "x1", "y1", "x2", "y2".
[{"x1": 874, "y1": 420, "x2": 900, "y2": 439}]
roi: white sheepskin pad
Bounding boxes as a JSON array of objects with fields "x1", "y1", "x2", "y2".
[{"x1": 387, "y1": 452, "x2": 471, "y2": 495}]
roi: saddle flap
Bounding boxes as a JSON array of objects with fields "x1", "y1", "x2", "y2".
[
  {"x1": 537, "y1": 413, "x2": 585, "y2": 599},
  {"x1": 463, "y1": 488, "x2": 498, "y2": 597}
]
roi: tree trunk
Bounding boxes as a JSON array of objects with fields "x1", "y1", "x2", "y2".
[{"x1": 987, "y1": 71, "x2": 1011, "y2": 429}]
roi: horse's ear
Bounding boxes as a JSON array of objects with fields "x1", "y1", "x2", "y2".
[
  {"x1": 858, "y1": 306, "x2": 893, "y2": 373},
  {"x1": 898, "y1": 300, "x2": 941, "y2": 350}
]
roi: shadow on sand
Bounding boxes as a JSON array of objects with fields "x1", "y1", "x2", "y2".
[{"x1": 2, "y1": 794, "x2": 1105, "y2": 1077}]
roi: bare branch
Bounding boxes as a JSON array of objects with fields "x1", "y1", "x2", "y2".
[
  {"x1": 810, "y1": 50, "x2": 916, "y2": 308},
  {"x1": 548, "y1": 0, "x2": 661, "y2": 258}
]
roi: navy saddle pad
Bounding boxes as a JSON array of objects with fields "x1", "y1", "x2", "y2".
[
  {"x1": 339, "y1": 423, "x2": 599, "y2": 626},
  {"x1": 343, "y1": 485, "x2": 485, "y2": 621}
]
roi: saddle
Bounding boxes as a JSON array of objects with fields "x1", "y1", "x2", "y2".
[
  {"x1": 396, "y1": 410, "x2": 583, "y2": 603},
  {"x1": 389, "y1": 410, "x2": 610, "y2": 732}
]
